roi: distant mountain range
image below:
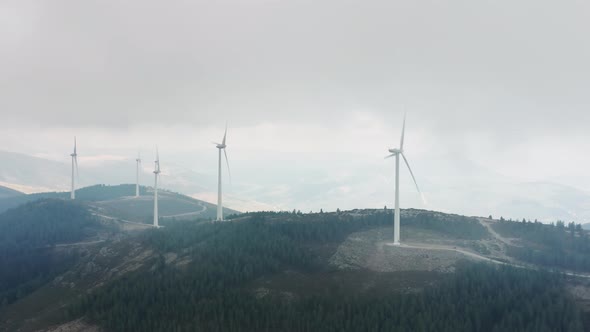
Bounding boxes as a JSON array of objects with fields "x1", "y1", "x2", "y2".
[
  {"x1": 1, "y1": 149, "x2": 590, "y2": 223},
  {"x1": 0, "y1": 150, "x2": 253, "y2": 211}
]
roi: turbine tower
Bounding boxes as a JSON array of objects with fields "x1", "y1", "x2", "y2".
[
  {"x1": 135, "y1": 152, "x2": 141, "y2": 197},
  {"x1": 153, "y1": 148, "x2": 161, "y2": 228},
  {"x1": 385, "y1": 114, "x2": 424, "y2": 245},
  {"x1": 213, "y1": 124, "x2": 231, "y2": 221},
  {"x1": 70, "y1": 137, "x2": 78, "y2": 200}
]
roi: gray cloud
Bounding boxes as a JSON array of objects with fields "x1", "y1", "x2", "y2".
[
  {"x1": 1, "y1": 0, "x2": 589, "y2": 134},
  {"x1": 1, "y1": 0, "x2": 590, "y2": 220}
]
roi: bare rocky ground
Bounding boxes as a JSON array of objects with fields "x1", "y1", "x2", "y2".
[
  {"x1": 329, "y1": 220, "x2": 590, "y2": 323},
  {"x1": 569, "y1": 283, "x2": 590, "y2": 307},
  {"x1": 329, "y1": 227, "x2": 480, "y2": 272},
  {"x1": 328, "y1": 217, "x2": 526, "y2": 274},
  {"x1": 38, "y1": 319, "x2": 101, "y2": 332}
]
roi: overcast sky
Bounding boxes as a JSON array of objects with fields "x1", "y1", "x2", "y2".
[{"x1": 1, "y1": 0, "x2": 589, "y2": 219}]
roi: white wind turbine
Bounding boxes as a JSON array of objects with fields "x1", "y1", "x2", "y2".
[
  {"x1": 153, "y1": 147, "x2": 161, "y2": 228},
  {"x1": 385, "y1": 114, "x2": 425, "y2": 245},
  {"x1": 213, "y1": 124, "x2": 231, "y2": 221},
  {"x1": 70, "y1": 137, "x2": 79, "y2": 200},
  {"x1": 135, "y1": 152, "x2": 141, "y2": 197}
]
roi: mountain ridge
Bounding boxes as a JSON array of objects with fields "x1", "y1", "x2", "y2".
[
  {"x1": 0, "y1": 184, "x2": 240, "y2": 221},
  {"x1": 3, "y1": 150, "x2": 590, "y2": 223},
  {"x1": 0, "y1": 185, "x2": 23, "y2": 199},
  {"x1": 1, "y1": 202, "x2": 589, "y2": 331}
]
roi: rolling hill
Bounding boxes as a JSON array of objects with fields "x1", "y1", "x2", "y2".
[
  {"x1": 0, "y1": 185, "x2": 23, "y2": 199},
  {"x1": 0, "y1": 204, "x2": 589, "y2": 331},
  {"x1": 0, "y1": 199, "x2": 116, "y2": 326},
  {"x1": 0, "y1": 184, "x2": 240, "y2": 222},
  {"x1": 3, "y1": 150, "x2": 590, "y2": 223}
]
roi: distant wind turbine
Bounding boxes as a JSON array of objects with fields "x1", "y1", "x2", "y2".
[
  {"x1": 385, "y1": 114, "x2": 425, "y2": 245},
  {"x1": 135, "y1": 152, "x2": 141, "y2": 197},
  {"x1": 213, "y1": 124, "x2": 231, "y2": 221},
  {"x1": 70, "y1": 137, "x2": 79, "y2": 200},
  {"x1": 153, "y1": 147, "x2": 161, "y2": 228}
]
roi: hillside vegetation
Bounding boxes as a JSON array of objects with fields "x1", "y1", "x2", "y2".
[
  {"x1": 0, "y1": 199, "x2": 114, "y2": 309},
  {"x1": 0, "y1": 185, "x2": 23, "y2": 199},
  {"x1": 65, "y1": 212, "x2": 583, "y2": 331},
  {"x1": 493, "y1": 219, "x2": 590, "y2": 272},
  {"x1": 1, "y1": 205, "x2": 589, "y2": 331}
]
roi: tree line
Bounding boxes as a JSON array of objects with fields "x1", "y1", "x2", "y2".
[
  {"x1": 493, "y1": 219, "x2": 590, "y2": 271},
  {"x1": 68, "y1": 214, "x2": 583, "y2": 331},
  {"x1": 0, "y1": 199, "x2": 109, "y2": 308}
]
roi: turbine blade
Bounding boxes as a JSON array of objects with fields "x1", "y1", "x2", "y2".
[
  {"x1": 402, "y1": 153, "x2": 426, "y2": 204},
  {"x1": 223, "y1": 149, "x2": 232, "y2": 184},
  {"x1": 75, "y1": 156, "x2": 79, "y2": 179},
  {"x1": 212, "y1": 141, "x2": 221, "y2": 146},
  {"x1": 155, "y1": 146, "x2": 160, "y2": 172},
  {"x1": 400, "y1": 113, "x2": 406, "y2": 150},
  {"x1": 74, "y1": 136, "x2": 77, "y2": 154},
  {"x1": 222, "y1": 122, "x2": 228, "y2": 146},
  {"x1": 384, "y1": 154, "x2": 395, "y2": 159}
]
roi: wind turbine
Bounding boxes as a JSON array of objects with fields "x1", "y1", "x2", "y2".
[
  {"x1": 385, "y1": 114, "x2": 424, "y2": 245},
  {"x1": 70, "y1": 137, "x2": 79, "y2": 200},
  {"x1": 213, "y1": 124, "x2": 231, "y2": 221},
  {"x1": 135, "y1": 152, "x2": 141, "y2": 197},
  {"x1": 153, "y1": 147, "x2": 161, "y2": 228}
]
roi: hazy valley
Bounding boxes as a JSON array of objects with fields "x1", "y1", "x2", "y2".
[{"x1": 2, "y1": 150, "x2": 590, "y2": 224}]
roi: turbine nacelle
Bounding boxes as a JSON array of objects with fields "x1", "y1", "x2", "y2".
[
  {"x1": 388, "y1": 148, "x2": 402, "y2": 154},
  {"x1": 216, "y1": 122, "x2": 228, "y2": 150},
  {"x1": 153, "y1": 147, "x2": 160, "y2": 174}
]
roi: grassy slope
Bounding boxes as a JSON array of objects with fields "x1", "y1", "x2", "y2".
[
  {"x1": 92, "y1": 190, "x2": 238, "y2": 223},
  {"x1": 0, "y1": 184, "x2": 240, "y2": 222}
]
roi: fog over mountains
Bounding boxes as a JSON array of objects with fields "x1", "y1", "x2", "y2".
[
  {"x1": 2, "y1": 149, "x2": 589, "y2": 223},
  {"x1": 1, "y1": 0, "x2": 589, "y2": 223}
]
